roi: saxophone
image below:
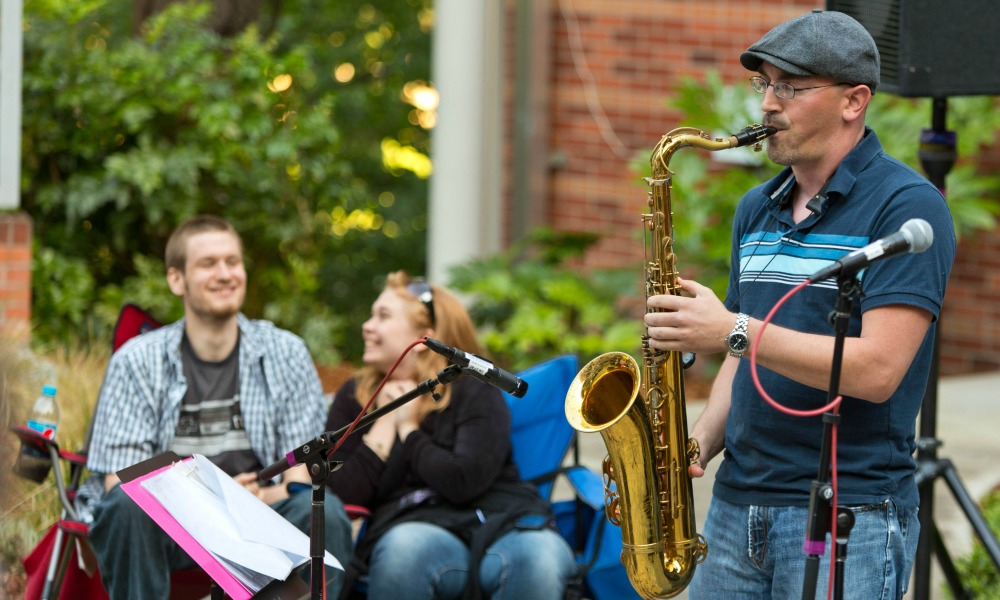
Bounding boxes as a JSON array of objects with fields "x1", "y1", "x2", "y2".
[{"x1": 564, "y1": 124, "x2": 775, "y2": 599}]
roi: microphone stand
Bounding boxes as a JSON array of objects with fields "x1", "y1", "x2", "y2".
[
  {"x1": 259, "y1": 364, "x2": 464, "y2": 600},
  {"x1": 800, "y1": 273, "x2": 858, "y2": 600}
]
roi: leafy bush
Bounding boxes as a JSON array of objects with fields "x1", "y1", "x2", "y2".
[
  {"x1": 952, "y1": 488, "x2": 1000, "y2": 598},
  {"x1": 21, "y1": 0, "x2": 435, "y2": 363},
  {"x1": 449, "y1": 228, "x2": 641, "y2": 371}
]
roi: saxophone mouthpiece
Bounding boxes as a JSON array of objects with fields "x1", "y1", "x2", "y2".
[{"x1": 730, "y1": 124, "x2": 778, "y2": 148}]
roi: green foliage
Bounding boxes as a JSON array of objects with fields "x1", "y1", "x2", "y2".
[
  {"x1": 29, "y1": 244, "x2": 98, "y2": 342},
  {"x1": 866, "y1": 94, "x2": 1000, "y2": 240},
  {"x1": 449, "y1": 229, "x2": 641, "y2": 371},
  {"x1": 21, "y1": 0, "x2": 435, "y2": 363},
  {"x1": 272, "y1": 1, "x2": 435, "y2": 360},
  {"x1": 952, "y1": 488, "x2": 1000, "y2": 598}
]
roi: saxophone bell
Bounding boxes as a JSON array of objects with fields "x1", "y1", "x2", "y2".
[{"x1": 565, "y1": 124, "x2": 775, "y2": 599}]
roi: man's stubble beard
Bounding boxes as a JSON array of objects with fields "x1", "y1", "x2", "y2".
[{"x1": 184, "y1": 283, "x2": 244, "y2": 326}]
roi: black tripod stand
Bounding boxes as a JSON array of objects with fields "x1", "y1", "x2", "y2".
[{"x1": 912, "y1": 96, "x2": 1000, "y2": 600}]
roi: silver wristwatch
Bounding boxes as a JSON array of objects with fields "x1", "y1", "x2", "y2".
[{"x1": 725, "y1": 313, "x2": 750, "y2": 358}]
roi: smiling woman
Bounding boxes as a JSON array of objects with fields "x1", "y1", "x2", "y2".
[{"x1": 324, "y1": 271, "x2": 579, "y2": 600}]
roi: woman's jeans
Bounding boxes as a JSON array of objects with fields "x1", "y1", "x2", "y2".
[
  {"x1": 89, "y1": 484, "x2": 353, "y2": 600},
  {"x1": 689, "y1": 496, "x2": 920, "y2": 600},
  {"x1": 366, "y1": 521, "x2": 577, "y2": 600}
]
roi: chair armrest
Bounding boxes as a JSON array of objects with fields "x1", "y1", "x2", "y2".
[
  {"x1": 10, "y1": 425, "x2": 58, "y2": 453},
  {"x1": 562, "y1": 465, "x2": 605, "y2": 510},
  {"x1": 344, "y1": 504, "x2": 371, "y2": 520},
  {"x1": 59, "y1": 449, "x2": 88, "y2": 467}
]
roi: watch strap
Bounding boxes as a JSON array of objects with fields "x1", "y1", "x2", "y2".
[{"x1": 726, "y1": 313, "x2": 750, "y2": 358}]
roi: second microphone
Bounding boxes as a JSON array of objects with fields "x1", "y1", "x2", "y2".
[{"x1": 423, "y1": 338, "x2": 529, "y2": 398}]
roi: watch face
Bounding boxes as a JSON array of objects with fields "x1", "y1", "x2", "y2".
[{"x1": 728, "y1": 333, "x2": 749, "y2": 353}]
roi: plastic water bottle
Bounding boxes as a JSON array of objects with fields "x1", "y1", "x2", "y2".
[
  {"x1": 13, "y1": 385, "x2": 60, "y2": 482},
  {"x1": 27, "y1": 384, "x2": 60, "y2": 439}
]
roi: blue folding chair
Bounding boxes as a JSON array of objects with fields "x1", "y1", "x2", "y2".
[{"x1": 503, "y1": 355, "x2": 639, "y2": 600}]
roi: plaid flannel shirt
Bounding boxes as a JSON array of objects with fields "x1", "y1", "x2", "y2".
[{"x1": 75, "y1": 314, "x2": 325, "y2": 523}]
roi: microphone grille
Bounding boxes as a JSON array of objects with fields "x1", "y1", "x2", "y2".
[{"x1": 902, "y1": 218, "x2": 934, "y2": 253}]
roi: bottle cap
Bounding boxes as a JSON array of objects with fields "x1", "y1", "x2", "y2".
[{"x1": 42, "y1": 384, "x2": 57, "y2": 396}]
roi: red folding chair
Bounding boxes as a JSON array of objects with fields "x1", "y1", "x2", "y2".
[{"x1": 14, "y1": 303, "x2": 217, "y2": 600}]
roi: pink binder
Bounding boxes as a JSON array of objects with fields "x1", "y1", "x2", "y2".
[{"x1": 117, "y1": 452, "x2": 308, "y2": 600}]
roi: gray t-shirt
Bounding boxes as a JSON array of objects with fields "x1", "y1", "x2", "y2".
[{"x1": 173, "y1": 334, "x2": 262, "y2": 476}]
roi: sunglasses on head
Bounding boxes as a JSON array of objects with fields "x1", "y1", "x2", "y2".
[{"x1": 406, "y1": 278, "x2": 435, "y2": 326}]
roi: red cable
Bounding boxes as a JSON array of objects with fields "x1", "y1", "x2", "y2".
[
  {"x1": 328, "y1": 338, "x2": 427, "y2": 456},
  {"x1": 748, "y1": 280, "x2": 841, "y2": 598},
  {"x1": 749, "y1": 280, "x2": 842, "y2": 417}
]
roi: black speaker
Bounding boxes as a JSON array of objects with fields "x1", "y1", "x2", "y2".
[{"x1": 827, "y1": 0, "x2": 1000, "y2": 97}]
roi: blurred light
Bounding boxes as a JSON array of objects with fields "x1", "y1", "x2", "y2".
[
  {"x1": 402, "y1": 81, "x2": 439, "y2": 111},
  {"x1": 329, "y1": 206, "x2": 385, "y2": 237},
  {"x1": 417, "y1": 8, "x2": 434, "y2": 32},
  {"x1": 401, "y1": 81, "x2": 438, "y2": 131},
  {"x1": 328, "y1": 31, "x2": 346, "y2": 47},
  {"x1": 368, "y1": 61, "x2": 386, "y2": 78},
  {"x1": 268, "y1": 74, "x2": 293, "y2": 93},
  {"x1": 382, "y1": 221, "x2": 400, "y2": 238},
  {"x1": 378, "y1": 192, "x2": 395, "y2": 208},
  {"x1": 359, "y1": 5, "x2": 377, "y2": 24},
  {"x1": 334, "y1": 63, "x2": 356, "y2": 83},
  {"x1": 364, "y1": 31, "x2": 386, "y2": 49},
  {"x1": 381, "y1": 139, "x2": 432, "y2": 179},
  {"x1": 417, "y1": 110, "x2": 437, "y2": 129}
]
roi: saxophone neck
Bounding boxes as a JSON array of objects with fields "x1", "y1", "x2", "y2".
[{"x1": 651, "y1": 124, "x2": 777, "y2": 177}]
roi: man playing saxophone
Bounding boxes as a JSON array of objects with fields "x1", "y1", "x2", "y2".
[{"x1": 643, "y1": 10, "x2": 955, "y2": 600}]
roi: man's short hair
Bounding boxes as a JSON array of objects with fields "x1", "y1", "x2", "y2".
[{"x1": 164, "y1": 215, "x2": 243, "y2": 272}]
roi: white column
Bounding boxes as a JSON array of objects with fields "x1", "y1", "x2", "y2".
[
  {"x1": 427, "y1": 0, "x2": 503, "y2": 285},
  {"x1": 0, "y1": 0, "x2": 24, "y2": 209}
]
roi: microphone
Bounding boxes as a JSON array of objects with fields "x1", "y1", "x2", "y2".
[
  {"x1": 423, "y1": 338, "x2": 529, "y2": 398},
  {"x1": 808, "y1": 219, "x2": 934, "y2": 283}
]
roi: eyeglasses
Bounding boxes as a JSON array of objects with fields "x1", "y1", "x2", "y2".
[
  {"x1": 406, "y1": 278, "x2": 435, "y2": 326},
  {"x1": 749, "y1": 76, "x2": 850, "y2": 99}
]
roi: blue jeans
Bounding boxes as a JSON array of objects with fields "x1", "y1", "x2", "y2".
[
  {"x1": 365, "y1": 521, "x2": 577, "y2": 600},
  {"x1": 688, "y1": 497, "x2": 920, "y2": 600},
  {"x1": 89, "y1": 484, "x2": 353, "y2": 600}
]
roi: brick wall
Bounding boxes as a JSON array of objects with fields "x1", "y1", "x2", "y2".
[
  {"x1": 502, "y1": 0, "x2": 1000, "y2": 375},
  {"x1": 0, "y1": 213, "x2": 32, "y2": 338}
]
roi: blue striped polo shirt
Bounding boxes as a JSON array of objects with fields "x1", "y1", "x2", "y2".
[{"x1": 714, "y1": 128, "x2": 955, "y2": 511}]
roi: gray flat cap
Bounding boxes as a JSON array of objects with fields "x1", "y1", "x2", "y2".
[{"x1": 741, "y1": 9, "x2": 880, "y2": 91}]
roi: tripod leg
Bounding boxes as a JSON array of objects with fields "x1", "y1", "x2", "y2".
[
  {"x1": 931, "y1": 523, "x2": 970, "y2": 600},
  {"x1": 915, "y1": 457, "x2": 999, "y2": 600},
  {"x1": 914, "y1": 476, "x2": 935, "y2": 600},
  {"x1": 941, "y1": 459, "x2": 1000, "y2": 570}
]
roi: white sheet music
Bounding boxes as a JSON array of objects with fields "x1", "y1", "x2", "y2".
[{"x1": 139, "y1": 454, "x2": 341, "y2": 592}]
